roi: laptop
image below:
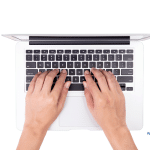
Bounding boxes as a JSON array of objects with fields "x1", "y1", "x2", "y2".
[{"x1": 3, "y1": 34, "x2": 150, "y2": 130}]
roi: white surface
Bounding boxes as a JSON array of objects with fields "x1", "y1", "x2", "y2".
[{"x1": 1, "y1": 0, "x2": 150, "y2": 149}]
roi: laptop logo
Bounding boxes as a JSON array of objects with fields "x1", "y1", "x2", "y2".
[{"x1": 147, "y1": 132, "x2": 150, "y2": 135}]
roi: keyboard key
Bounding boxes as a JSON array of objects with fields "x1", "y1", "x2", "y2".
[
  {"x1": 52, "y1": 62, "x2": 58, "y2": 68},
  {"x1": 71, "y1": 55, "x2": 77, "y2": 61},
  {"x1": 123, "y1": 55, "x2": 133, "y2": 61},
  {"x1": 41, "y1": 50, "x2": 48, "y2": 53},
  {"x1": 37, "y1": 62, "x2": 44, "y2": 68},
  {"x1": 41, "y1": 55, "x2": 47, "y2": 61},
  {"x1": 80, "y1": 50, "x2": 87, "y2": 53},
  {"x1": 49, "y1": 50, "x2": 56, "y2": 53},
  {"x1": 101, "y1": 55, "x2": 107, "y2": 61},
  {"x1": 26, "y1": 84, "x2": 29, "y2": 91},
  {"x1": 111, "y1": 50, "x2": 118, "y2": 53},
  {"x1": 112, "y1": 62, "x2": 118, "y2": 68},
  {"x1": 56, "y1": 55, "x2": 62, "y2": 61},
  {"x1": 48, "y1": 55, "x2": 55, "y2": 61},
  {"x1": 57, "y1": 50, "x2": 63, "y2": 53},
  {"x1": 26, "y1": 62, "x2": 36, "y2": 68},
  {"x1": 89, "y1": 62, "x2": 96, "y2": 68},
  {"x1": 119, "y1": 62, "x2": 126, "y2": 68},
  {"x1": 59, "y1": 62, "x2": 66, "y2": 68},
  {"x1": 127, "y1": 62, "x2": 133, "y2": 68},
  {"x1": 117, "y1": 76, "x2": 133, "y2": 82},
  {"x1": 96, "y1": 50, "x2": 102, "y2": 53},
  {"x1": 127, "y1": 87, "x2": 133, "y2": 91},
  {"x1": 104, "y1": 62, "x2": 111, "y2": 68},
  {"x1": 113, "y1": 69, "x2": 120, "y2": 75},
  {"x1": 65, "y1": 76, "x2": 71, "y2": 82},
  {"x1": 93, "y1": 55, "x2": 99, "y2": 61},
  {"x1": 69, "y1": 84, "x2": 84, "y2": 91},
  {"x1": 78, "y1": 55, "x2": 84, "y2": 61},
  {"x1": 69, "y1": 69, "x2": 75, "y2": 75},
  {"x1": 127, "y1": 49, "x2": 133, "y2": 53},
  {"x1": 34, "y1": 50, "x2": 40, "y2": 53},
  {"x1": 86, "y1": 55, "x2": 92, "y2": 61},
  {"x1": 63, "y1": 55, "x2": 70, "y2": 61},
  {"x1": 26, "y1": 55, "x2": 32, "y2": 61},
  {"x1": 73, "y1": 50, "x2": 79, "y2": 53},
  {"x1": 34, "y1": 55, "x2": 40, "y2": 61},
  {"x1": 26, "y1": 76, "x2": 34, "y2": 82},
  {"x1": 26, "y1": 50, "x2": 32, "y2": 53},
  {"x1": 88, "y1": 50, "x2": 94, "y2": 53},
  {"x1": 45, "y1": 62, "x2": 51, "y2": 68},
  {"x1": 39, "y1": 69, "x2": 45, "y2": 73},
  {"x1": 103, "y1": 50, "x2": 110, "y2": 53},
  {"x1": 119, "y1": 49, "x2": 125, "y2": 53},
  {"x1": 65, "y1": 50, "x2": 71, "y2": 54},
  {"x1": 80, "y1": 76, "x2": 85, "y2": 82},
  {"x1": 75, "y1": 62, "x2": 81, "y2": 68},
  {"x1": 26, "y1": 69, "x2": 38, "y2": 75},
  {"x1": 116, "y1": 55, "x2": 122, "y2": 61},
  {"x1": 106, "y1": 69, "x2": 112, "y2": 72},
  {"x1": 121, "y1": 69, "x2": 133, "y2": 75},
  {"x1": 67, "y1": 62, "x2": 73, "y2": 68},
  {"x1": 108, "y1": 55, "x2": 114, "y2": 61},
  {"x1": 82, "y1": 62, "x2": 88, "y2": 68},
  {"x1": 76, "y1": 69, "x2": 83, "y2": 75},
  {"x1": 73, "y1": 76, "x2": 79, "y2": 82},
  {"x1": 97, "y1": 62, "x2": 103, "y2": 68}
]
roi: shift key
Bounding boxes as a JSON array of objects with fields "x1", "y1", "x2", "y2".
[
  {"x1": 117, "y1": 76, "x2": 133, "y2": 82},
  {"x1": 26, "y1": 69, "x2": 38, "y2": 75},
  {"x1": 121, "y1": 69, "x2": 133, "y2": 75}
]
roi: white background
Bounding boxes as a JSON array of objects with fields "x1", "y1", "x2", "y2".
[{"x1": 0, "y1": 0, "x2": 150, "y2": 149}]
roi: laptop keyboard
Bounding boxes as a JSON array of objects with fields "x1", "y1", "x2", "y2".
[{"x1": 26, "y1": 49, "x2": 134, "y2": 91}]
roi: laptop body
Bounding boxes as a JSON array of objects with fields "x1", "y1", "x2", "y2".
[{"x1": 3, "y1": 34, "x2": 150, "y2": 130}]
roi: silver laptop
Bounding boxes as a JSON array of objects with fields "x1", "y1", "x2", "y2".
[{"x1": 3, "y1": 34, "x2": 150, "y2": 130}]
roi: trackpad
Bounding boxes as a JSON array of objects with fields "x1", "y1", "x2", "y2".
[{"x1": 59, "y1": 97, "x2": 99, "y2": 127}]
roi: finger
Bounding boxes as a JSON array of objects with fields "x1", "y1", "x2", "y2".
[
  {"x1": 51, "y1": 69, "x2": 67, "y2": 100},
  {"x1": 42, "y1": 69, "x2": 59, "y2": 92},
  {"x1": 27, "y1": 72, "x2": 41, "y2": 94},
  {"x1": 91, "y1": 68, "x2": 110, "y2": 93},
  {"x1": 83, "y1": 81, "x2": 94, "y2": 112},
  {"x1": 114, "y1": 76, "x2": 124, "y2": 95},
  {"x1": 34, "y1": 71, "x2": 48, "y2": 92},
  {"x1": 58, "y1": 81, "x2": 71, "y2": 111}
]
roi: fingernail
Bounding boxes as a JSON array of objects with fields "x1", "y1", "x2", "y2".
[
  {"x1": 56, "y1": 69, "x2": 59, "y2": 72},
  {"x1": 62, "y1": 69, "x2": 67, "y2": 74},
  {"x1": 83, "y1": 81, "x2": 87, "y2": 88},
  {"x1": 99, "y1": 69, "x2": 103, "y2": 72},
  {"x1": 65, "y1": 81, "x2": 71, "y2": 89},
  {"x1": 85, "y1": 70, "x2": 89, "y2": 75}
]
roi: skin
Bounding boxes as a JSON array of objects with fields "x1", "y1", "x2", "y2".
[{"x1": 17, "y1": 68, "x2": 137, "y2": 150}]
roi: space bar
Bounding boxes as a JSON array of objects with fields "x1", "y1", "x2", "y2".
[{"x1": 69, "y1": 84, "x2": 84, "y2": 91}]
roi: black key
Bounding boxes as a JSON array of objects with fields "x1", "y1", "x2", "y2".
[
  {"x1": 49, "y1": 50, "x2": 56, "y2": 53},
  {"x1": 80, "y1": 50, "x2": 87, "y2": 53},
  {"x1": 52, "y1": 62, "x2": 58, "y2": 68},
  {"x1": 123, "y1": 55, "x2": 133, "y2": 61},
  {"x1": 39, "y1": 69, "x2": 45, "y2": 73},
  {"x1": 101, "y1": 55, "x2": 107, "y2": 61},
  {"x1": 106, "y1": 69, "x2": 112, "y2": 72},
  {"x1": 56, "y1": 55, "x2": 62, "y2": 61},
  {"x1": 127, "y1": 50, "x2": 133, "y2": 53},
  {"x1": 117, "y1": 76, "x2": 133, "y2": 82},
  {"x1": 67, "y1": 62, "x2": 73, "y2": 68},
  {"x1": 26, "y1": 62, "x2": 36, "y2": 68},
  {"x1": 76, "y1": 69, "x2": 83, "y2": 75},
  {"x1": 63, "y1": 55, "x2": 70, "y2": 61},
  {"x1": 26, "y1": 84, "x2": 29, "y2": 91},
  {"x1": 75, "y1": 62, "x2": 81, "y2": 68},
  {"x1": 113, "y1": 69, "x2": 120, "y2": 75},
  {"x1": 86, "y1": 55, "x2": 92, "y2": 61},
  {"x1": 48, "y1": 55, "x2": 55, "y2": 61},
  {"x1": 45, "y1": 62, "x2": 51, "y2": 68},
  {"x1": 69, "y1": 69, "x2": 75, "y2": 75},
  {"x1": 80, "y1": 76, "x2": 85, "y2": 82},
  {"x1": 111, "y1": 50, "x2": 118, "y2": 53},
  {"x1": 119, "y1": 49, "x2": 125, "y2": 53},
  {"x1": 121, "y1": 69, "x2": 133, "y2": 75},
  {"x1": 41, "y1": 55, "x2": 47, "y2": 61},
  {"x1": 104, "y1": 62, "x2": 111, "y2": 68},
  {"x1": 119, "y1": 62, "x2": 126, "y2": 68},
  {"x1": 97, "y1": 62, "x2": 103, "y2": 68},
  {"x1": 53, "y1": 77, "x2": 57, "y2": 82},
  {"x1": 127, "y1": 62, "x2": 133, "y2": 68},
  {"x1": 34, "y1": 50, "x2": 40, "y2": 53},
  {"x1": 127, "y1": 87, "x2": 133, "y2": 91},
  {"x1": 26, "y1": 55, "x2": 32, "y2": 61},
  {"x1": 65, "y1": 50, "x2": 71, "y2": 54},
  {"x1": 69, "y1": 84, "x2": 84, "y2": 91},
  {"x1": 116, "y1": 55, "x2": 122, "y2": 61},
  {"x1": 65, "y1": 76, "x2": 71, "y2": 82},
  {"x1": 26, "y1": 69, "x2": 38, "y2": 75},
  {"x1": 78, "y1": 55, "x2": 84, "y2": 61},
  {"x1": 72, "y1": 50, "x2": 79, "y2": 53},
  {"x1": 88, "y1": 50, "x2": 94, "y2": 53},
  {"x1": 82, "y1": 62, "x2": 88, "y2": 68},
  {"x1": 93, "y1": 55, "x2": 99, "y2": 61},
  {"x1": 89, "y1": 62, "x2": 96, "y2": 68},
  {"x1": 57, "y1": 50, "x2": 63, "y2": 53},
  {"x1": 26, "y1": 76, "x2": 34, "y2": 82},
  {"x1": 71, "y1": 55, "x2": 77, "y2": 61},
  {"x1": 37, "y1": 62, "x2": 44, "y2": 68},
  {"x1": 73, "y1": 76, "x2": 79, "y2": 82},
  {"x1": 103, "y1": 50, "x2": 110, "y2": 53},
  {"x1": 119, "y1": 84, "x2": 125, "y2": 88},
  {"x1": 112, "y1": 62, "x2": 118, "y2": 68},
  {"x1": 34, "y1": 55, "x2": 40, "y2": 61},
  {"x1": 60, "y1": 62, "x2": 66, "y2": 68},
  {"x1": 121, "y1": 87, "x2": 125, "y2": 91},
  {"x1": 96, "y1": 50, "x2": 102, "y2": 53},
  {"x1": 41, "y1": 50, "x2": 48, "y2": 53},
  {"x1": 108, "y1": 55, "x2": 114, "y2": 61},
  {"x1": 26, "y1": 50, "x2": 32, "y2": 53}
]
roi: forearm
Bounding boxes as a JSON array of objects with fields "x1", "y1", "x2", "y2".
[{"x1": 103, "y1": 126, "x2": 138, "y2": 150}]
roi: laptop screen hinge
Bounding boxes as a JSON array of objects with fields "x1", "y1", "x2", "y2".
[{"x1": 29, "y1": 36, "x2": 130, "y2": 45}]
